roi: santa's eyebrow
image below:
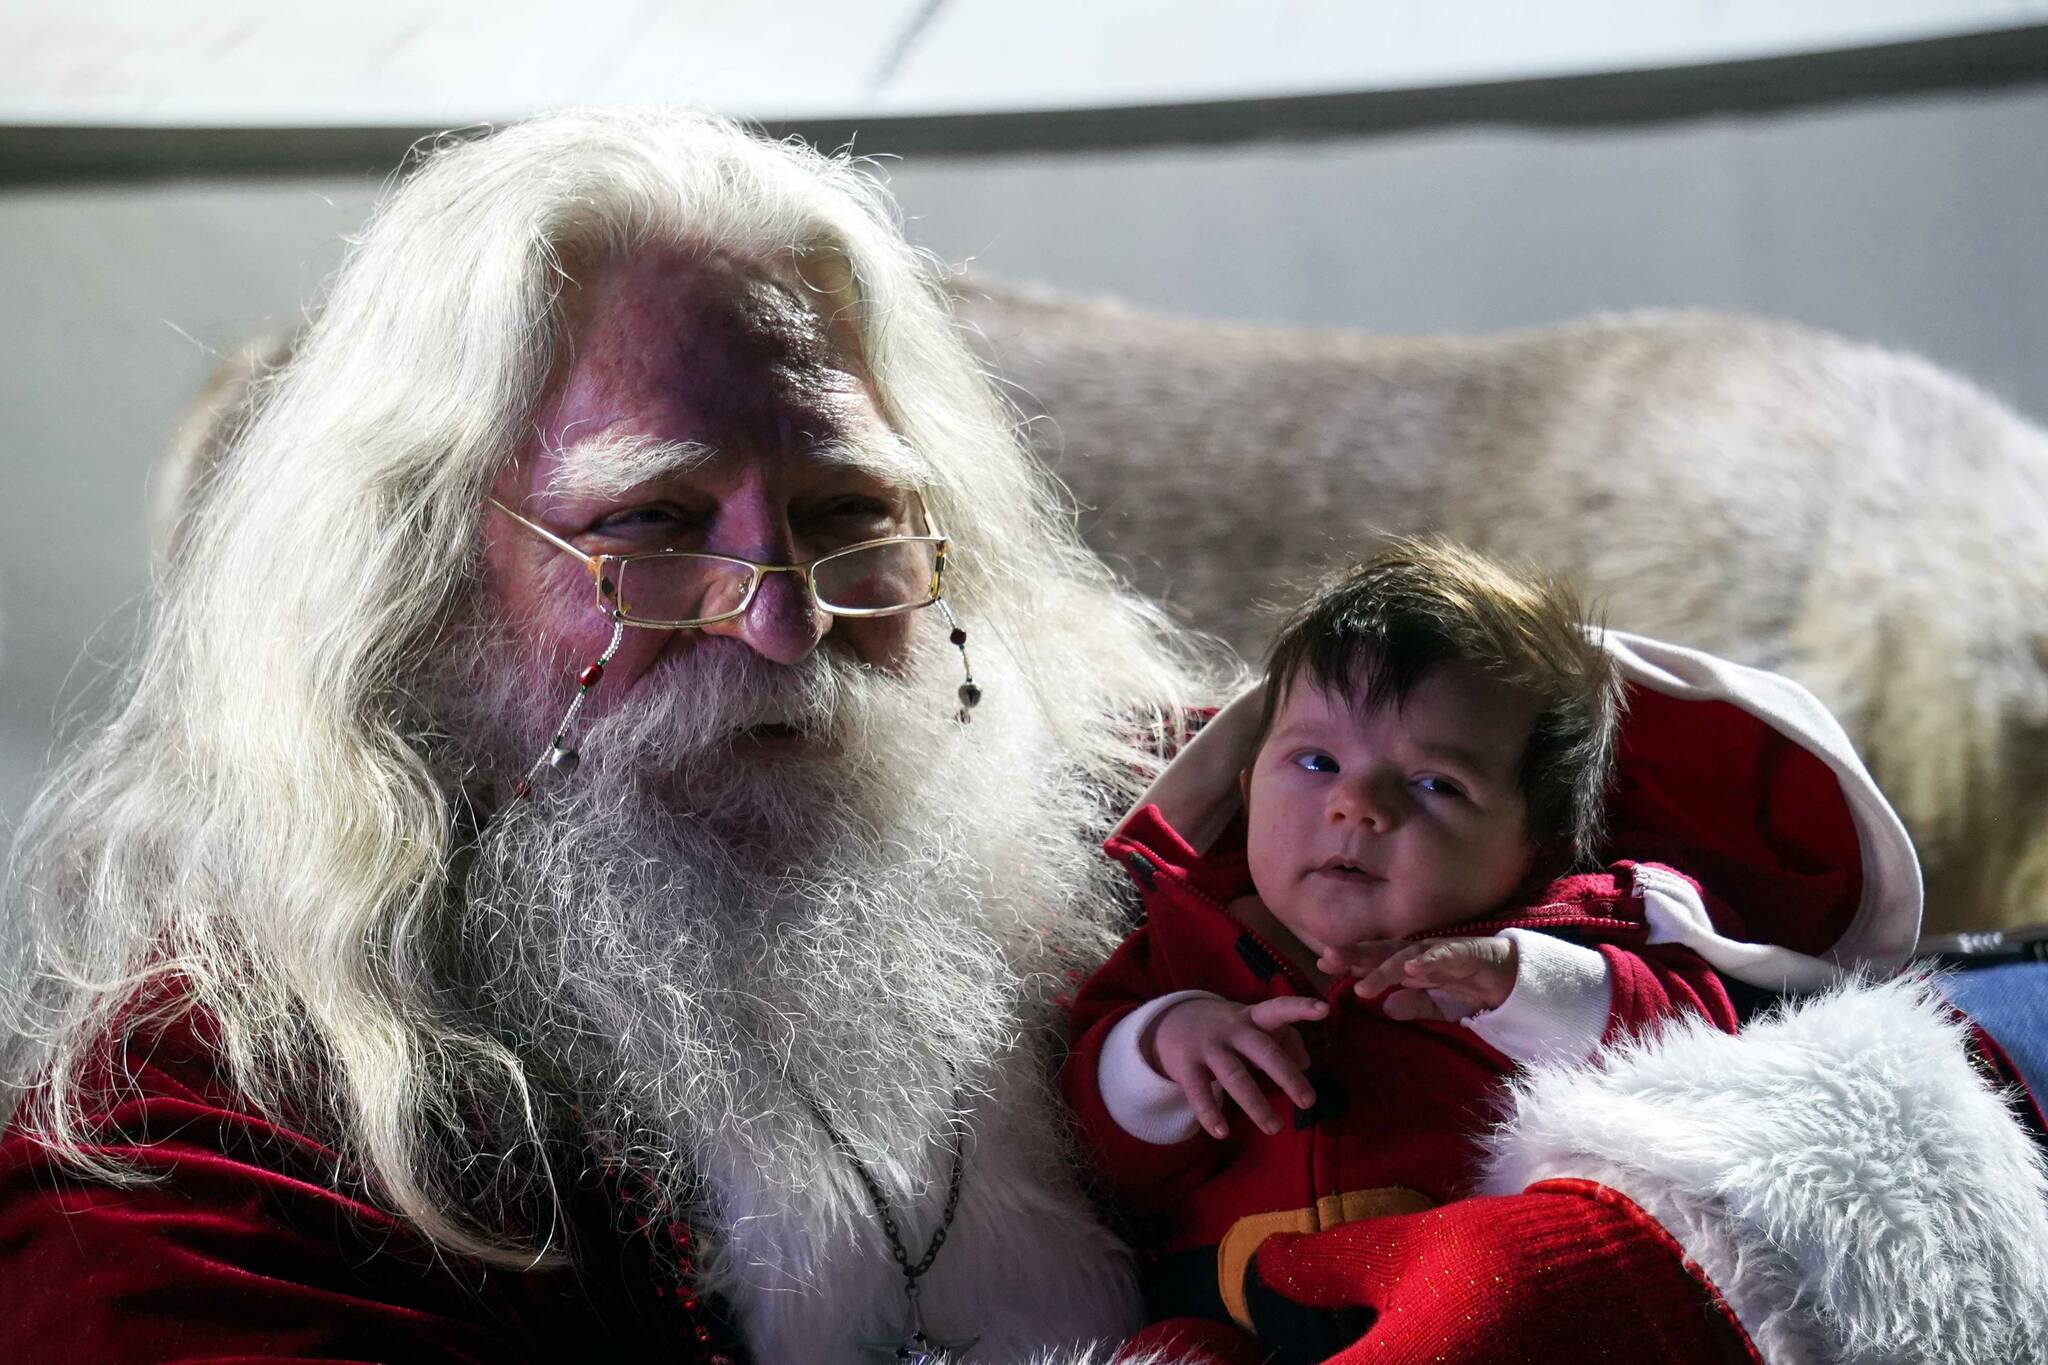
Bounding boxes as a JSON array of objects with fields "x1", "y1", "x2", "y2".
[
  {"x1": 542, "y1": 435, "x2": 718, "y2": 502},
  {"x1": 807, "y1": 433, "x2": 931, "y2": 486},
  {"x1": 541, "y1": 432, "x2": 931, "y2": 505}
]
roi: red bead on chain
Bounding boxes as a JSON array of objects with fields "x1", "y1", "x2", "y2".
[{"x1": 579, "y1": 662, "x2": 605, "y2": 689}]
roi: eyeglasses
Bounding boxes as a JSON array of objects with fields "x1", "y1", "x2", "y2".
[{"x1": 487, "y1": 491, "x2": 950, "y2": 629}]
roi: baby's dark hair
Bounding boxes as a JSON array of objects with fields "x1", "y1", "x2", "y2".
[{"x1": 1250, "y1": 537, "x2": 1623, "y2": 871}]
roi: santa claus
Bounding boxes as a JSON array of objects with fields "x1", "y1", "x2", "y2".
[{"x1": 0, "y1": 108, "x2": 2041, "y2": 1364}]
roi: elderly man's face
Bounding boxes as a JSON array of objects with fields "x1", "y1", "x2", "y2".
[{"x1": 484, "y1": 246, "x2": 924, "y2": 744}]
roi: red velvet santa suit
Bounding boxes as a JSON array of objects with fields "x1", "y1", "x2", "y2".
[{"x1": 0, "y1": 989, "x2": 748, "y2": 1364}]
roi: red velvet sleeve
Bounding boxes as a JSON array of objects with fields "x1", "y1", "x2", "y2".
[
  {"x1": 1062, "y1": 926, "x2": 1239, "y2": 1217},
  {"x1": 0, "y1": 1015, "x2": 693, "y2": 1364},
  {"x1": 1597, "y1": 941, "x2": 1740, "y2": 1045}
]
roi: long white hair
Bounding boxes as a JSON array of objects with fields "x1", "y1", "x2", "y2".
[{"x1": 2, "y1": 108, "x2": 1218, "y2": 1264}]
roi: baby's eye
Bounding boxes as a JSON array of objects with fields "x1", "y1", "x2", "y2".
[
  {"x1": 1414, "y1": 775, "x2": 1466, "y2": 799},
  {"x1": 1292, "y1": 752, "x2": 1340, "y2": 774}
]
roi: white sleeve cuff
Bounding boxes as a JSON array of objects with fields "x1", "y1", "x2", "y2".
[
  {"x1": 1461, "y1": 929, "x2": 1612, "y2": 1065},
  {"x1": 1097, "y1": 989, "x2": 1223, "y2": 1144}
]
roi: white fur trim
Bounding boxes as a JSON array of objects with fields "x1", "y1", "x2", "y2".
[
  {"x1": 1478, "y1": 976, "x2": 2048, "y2": 1364},
  {"x1": 1099, "y1": 990, "x2": 1220, "y2": 1144},
  {"x1": 1463, "y1": 929, "x2": 1612, "y2": 1064}
]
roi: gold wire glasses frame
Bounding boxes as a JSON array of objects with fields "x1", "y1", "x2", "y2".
[{"x1": 486, "y1": 490, "x2": 951, "y2": 629}]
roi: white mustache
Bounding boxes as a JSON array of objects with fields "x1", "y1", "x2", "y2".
[{"x1": 575, "y1": 638, "x2": 865, "y2": 762}]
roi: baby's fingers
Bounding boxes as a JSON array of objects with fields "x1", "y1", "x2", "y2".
[
  {"x1": 1168, "y1": 1064, "x2": 1234, "y2": 1141},
  {"x1": 1245, "y1": 995, "x2": 1329, "y2": 1032},
  {"x1": 1208, "y1": 1054, "x2": 1285, "y2": 1136},
  {"x1": 1401, "y1": 938, "x2": 1516, "y2": 1007},
  {"x1": 1316, "y1": 940, "x2": 1404, "y2": 978},
  {"x1": 1399, "y1": 942, "x2": 1488, "y2": 984},
  {"x1": 1355, "y1": 943, "x2": 1433, "y2": 998},
  {"x1": 1270, "y1": 1022, "x2": 1312, "y2": 1073},
  {"x1": 1231, "y1": 1029, "x2": 1317, "y2": 1111},
  {"x1": 1380, "y1": 987, "x2": 1449, "y2": 1022}
]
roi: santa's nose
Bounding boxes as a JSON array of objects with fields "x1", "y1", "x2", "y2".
[
  {"x1": 694, "y1": 487, "x2": 832, "y2": 665},
  {"x1": 698, "y1": 566, "x2": 828, "y2": 664}
]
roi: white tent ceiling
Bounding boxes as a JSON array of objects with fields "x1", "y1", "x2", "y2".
[{"x1": 4, "y1": 0, "x2": 2041, "y2": 126}]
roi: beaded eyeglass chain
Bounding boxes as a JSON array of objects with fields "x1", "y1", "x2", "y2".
[
  {"x1": 938, "y1": 597, "x2": 980, "y2": 723},
  {"x1": 513, "y1": 613, "x2": 626, "y2": 799}
]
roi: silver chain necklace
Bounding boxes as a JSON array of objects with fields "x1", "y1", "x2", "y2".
[{"x1": 802, "y1": 1093, "x2": 976, "y2": 1363}]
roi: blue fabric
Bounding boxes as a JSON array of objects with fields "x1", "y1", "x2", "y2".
[{"x1": 1941, "y1": 961, "x2": 2048, "y2": 1102}]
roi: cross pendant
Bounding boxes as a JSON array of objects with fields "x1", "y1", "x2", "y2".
[
  {"x1": 860, "y1": 1328, "x2": 978, "y2": 1363},
  {"x1": 860, "y1": 1296, "x2": 977, "y2": 1362}
]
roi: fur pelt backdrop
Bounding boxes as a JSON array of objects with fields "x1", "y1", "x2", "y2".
[{"x1": 956, "y1": 284, "x2": 2048, "y2": 937}]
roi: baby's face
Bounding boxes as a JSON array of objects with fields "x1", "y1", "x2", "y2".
[{"x1": 1243, "y1": 665, "x2": 1540, "y2": 955}]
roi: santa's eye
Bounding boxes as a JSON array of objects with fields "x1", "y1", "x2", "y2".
[
  {"x1": 594, "y1": 503, "x2": 702, "y2": 541},
  {"x1": 800, "y1": 495, "x2": 900, "y2": 549},
  {"x1": 809, "y1": 493, "x2": 894, "y2": 523}
]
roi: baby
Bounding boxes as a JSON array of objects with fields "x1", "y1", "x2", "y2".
[{"x1": 1063, "y1": 539, "x2": 1741, "y2": 1361}]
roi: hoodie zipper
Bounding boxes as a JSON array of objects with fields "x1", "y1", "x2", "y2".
[{"x1": 1127, "y1": 844, "x2": 1323, "y2": 997}]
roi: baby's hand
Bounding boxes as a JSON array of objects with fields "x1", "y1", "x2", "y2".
[
  {"x1": 1322, "y1": 936, "x2": 1519, "y2": 1021},
  {"x1": 1313, "y1": 939, "x2": 1408, "y2": 981},
  {"x1": 1145, "y1": 996, "x2": 1329, "y2": 1139}
]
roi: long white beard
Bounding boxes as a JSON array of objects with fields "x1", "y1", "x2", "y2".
[{"x1": 440, "y1": 629, "x2": 1144, "y2": 1360}]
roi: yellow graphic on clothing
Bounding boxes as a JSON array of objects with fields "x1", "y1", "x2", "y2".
[{"x1": 1217, "y1": 1187, "x2": 1437, "y2": 1332}]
